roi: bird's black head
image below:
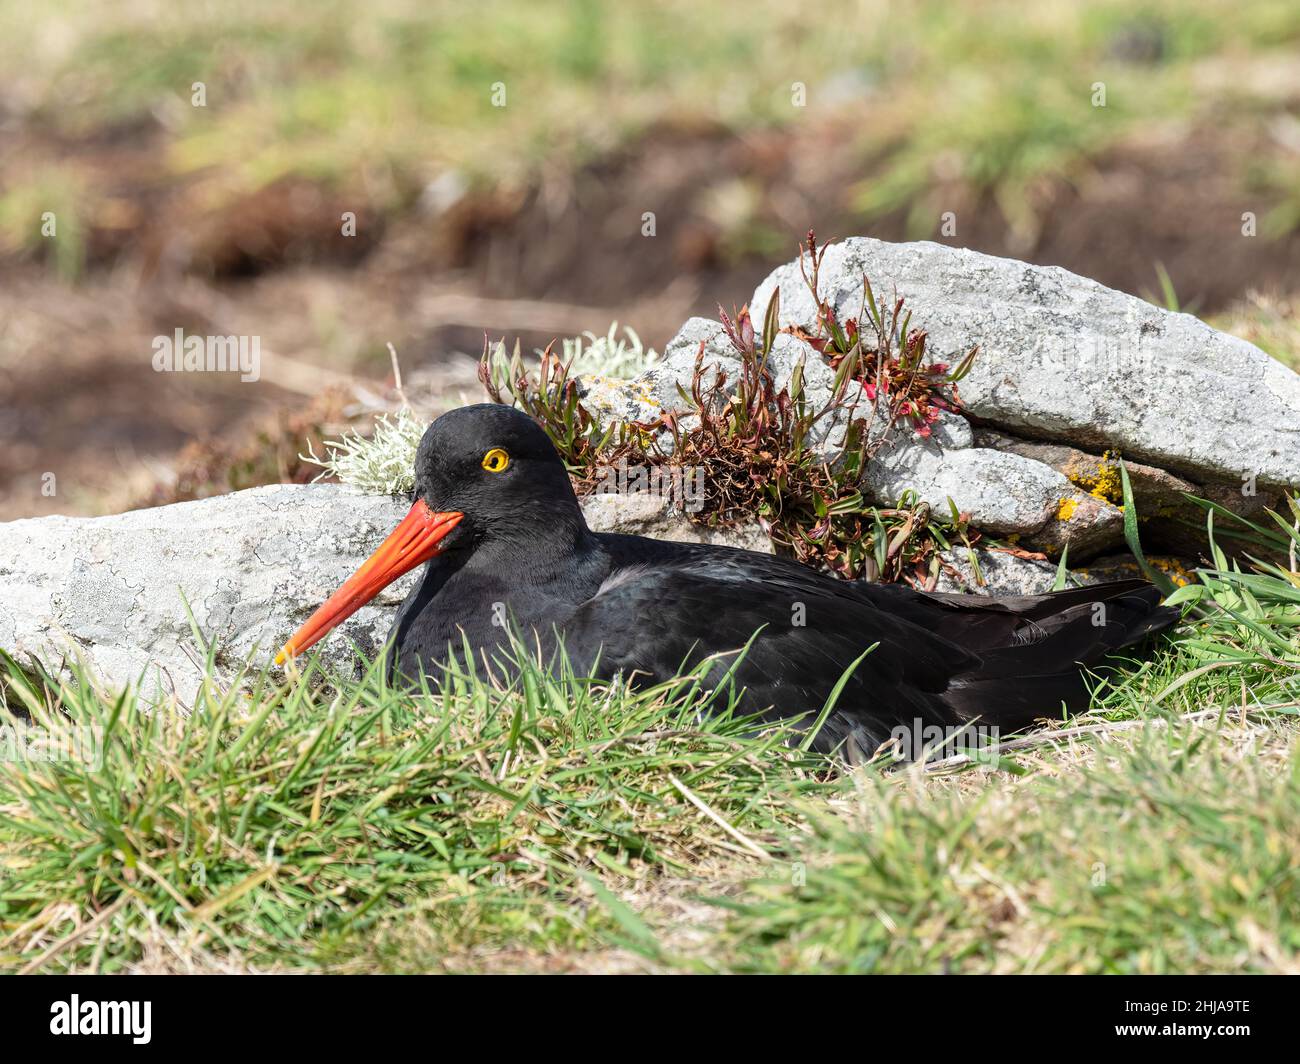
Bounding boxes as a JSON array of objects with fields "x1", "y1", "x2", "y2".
[
  {"x1": 277, "y1": 403, "x2": 585, "y2": 663},
  {"x1": 412, "y1": 403, "x2": 582, "y2": 552}
]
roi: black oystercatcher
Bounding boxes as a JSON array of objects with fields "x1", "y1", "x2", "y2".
[{"x1": 278, "y1": 404, "x2": 1177, "y2": 755}]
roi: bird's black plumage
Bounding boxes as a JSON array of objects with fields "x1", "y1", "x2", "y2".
[{"x1": 380, "y1": 404, "x2": 1177, "y2": 755}]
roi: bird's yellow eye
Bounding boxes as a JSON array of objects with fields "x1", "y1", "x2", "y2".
[{"x1": 481, "y1": 447, "x2": 510, "y2": 473}]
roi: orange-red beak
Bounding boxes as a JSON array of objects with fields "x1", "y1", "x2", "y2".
[{"x1": 275, "y1": 500, "x2": 463, "y2": 665}]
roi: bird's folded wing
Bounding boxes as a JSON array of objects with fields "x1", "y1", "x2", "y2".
[{"x1": 559, "y1": 560, "x2": 976, "y2": 735}]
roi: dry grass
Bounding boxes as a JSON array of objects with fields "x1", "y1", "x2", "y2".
[{"x1": 1211, "y1": 291, "x2": 1300, "y2": 371}]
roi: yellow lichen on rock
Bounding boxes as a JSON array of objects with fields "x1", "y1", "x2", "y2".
[
  {"x1": 1150, "y1": 555, "x2": 1193, "y2": 587},
  {"x1": 1065, "y1": 450, "x2": 1124, "y2": 505},
  {"x1": 1056, "y1": 497, "x2": 1078, "y2": 521}
]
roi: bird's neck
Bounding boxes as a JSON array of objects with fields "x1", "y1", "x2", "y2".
[{"x1": 466, "y1": 505, "x2": 598, "y2": 579}]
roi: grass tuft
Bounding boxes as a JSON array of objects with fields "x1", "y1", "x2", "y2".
[{"x1": 709, "y1": 713, "x2": 1300, "y2": 974}]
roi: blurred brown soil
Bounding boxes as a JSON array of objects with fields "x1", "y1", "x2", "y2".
[{"x1": 3, "y1": 113, "x2": 1298, "y2": 519}]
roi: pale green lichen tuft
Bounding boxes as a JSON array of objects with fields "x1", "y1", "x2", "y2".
[
  {"x1": 302, "y1": 407, "x2": 428, "y2": 495},
  {"x1": 556, "y1": 322, "x2": 659, "y2": 379}
]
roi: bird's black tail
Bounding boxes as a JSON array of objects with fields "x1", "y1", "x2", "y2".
[{"x1": 879, "y1": 579, "x2": 1180, "y2": 732}]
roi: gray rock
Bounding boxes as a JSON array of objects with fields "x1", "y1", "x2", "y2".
[
  {"x1": 1020, "y1": 490, "x2": 1125, "y2": 560},
  {"x1": 663, "y1": 315, "x2": 731, "y2": 360},
  {"x1": 765, "y1": 332, "x2": 838, "y2": 412},
  {"x1": 870, "y1": 447, "x2": 1061, "y2": 535},
  {"x1": 933, "y1": 548, "x2": 1064, "y2": 596},
  {"x1": 0, "y1": 484, "x2": 768, "y2": 698},
  {"x1": 865, "y1": 412, "x2": 1070, "y2": 535},
  {"x1": 858, "y1": 411, "x2": 1121, "y2": 557},
  {"x1": 581, "y1": 491, "x2": 771, "y2": 553},
  {"x1": 751, "y1": 238, "x2": 1300, "y2": 488},
  {"x1": 1, "y1": 486, "x2": 414, "y2": 701},
  {"x1": 640, "y1": 316, "x2": 740, "y2": 411},
  {"x1": 607, "y1": 285, "x2": 1134, "y2": 555}
]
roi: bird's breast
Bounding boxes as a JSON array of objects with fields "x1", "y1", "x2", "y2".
[{"x1": 389, "y1": 552, "x2": 608, "y2": 677}]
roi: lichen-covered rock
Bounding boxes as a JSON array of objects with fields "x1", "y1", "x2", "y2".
[
  {"x1": 975, "y1": 429, "x2": 1203, "y2": 510},
  {"x1": 1021, "y1": 490, "x2": 1124, "y2": 559},
  {"x1": 972, "y1": 428, "x2": 1276, "y2": 556},
  {"x1": 1072, "y1": 552, "x2": 1196, "y2": 588},
  {"x1": 576, "y1": 319, "x2": 736, "y2": 427},
  {"x1": 751, "y1": 237, "x2": 1300, "y2": 489},
  {"x1": 575, "y1": 373, "x2": 661, "y2": 426}
]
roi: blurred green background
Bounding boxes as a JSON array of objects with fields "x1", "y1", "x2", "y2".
[{"x1": 3, "y1": 0, "x2": 1299, "y2": 518}]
